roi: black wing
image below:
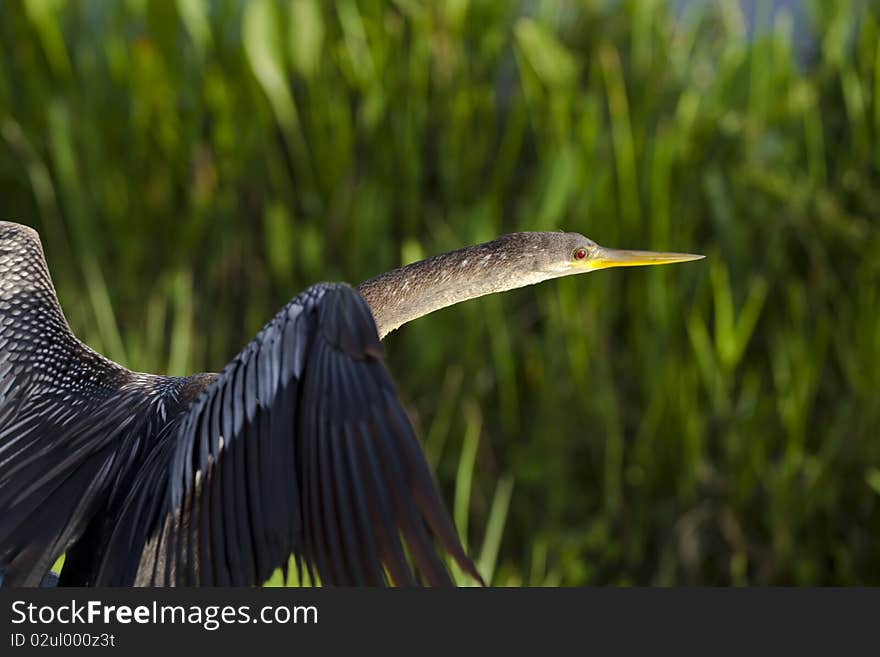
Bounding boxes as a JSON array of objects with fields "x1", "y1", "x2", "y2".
[
  {"x1": 0, "y1": 222, "x2": 157, "y2": 586},
  {"x1": 98, "y1": 283, "x2": 482, "y2": 586}
]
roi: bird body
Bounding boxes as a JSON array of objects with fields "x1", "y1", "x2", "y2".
[
  {"x1": 0, "y1": 222, "x2": 475, "y2": 586},
  {"x1": 0, "y1": 221, "x2": 701, "y2": 587}
]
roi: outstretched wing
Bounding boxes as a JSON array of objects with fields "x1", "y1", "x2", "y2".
[
  {"x1": 100, "y1": 283, "x2": 481, "y2": 586},
  {"x1": 0, "y1": 222, "x2": 155, "y2": 586}
]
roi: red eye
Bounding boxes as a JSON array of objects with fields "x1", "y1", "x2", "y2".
[{"x1": 574, "y1": 248, "x2": 587, "y2": 260}]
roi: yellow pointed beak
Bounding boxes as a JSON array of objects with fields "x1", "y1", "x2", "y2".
[{"x1": 584, "y1": 246, "x2": 705, "y2": 271}]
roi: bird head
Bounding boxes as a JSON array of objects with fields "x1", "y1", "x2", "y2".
[{"x1": 504, "y1": 231, "x2": 705, "y2": 278}]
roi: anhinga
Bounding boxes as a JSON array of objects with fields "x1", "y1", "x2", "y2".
[{"x1": 0, "y1": 221, "x2": 702, "y2": 586}]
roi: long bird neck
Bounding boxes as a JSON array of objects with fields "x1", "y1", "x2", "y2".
[{"x1": 357, "y1": 238, "x2": 550, "y2": 339}]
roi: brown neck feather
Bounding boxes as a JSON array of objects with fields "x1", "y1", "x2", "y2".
[{"x1": 357, "y1": 235, "x2": 554, "y2": 339}]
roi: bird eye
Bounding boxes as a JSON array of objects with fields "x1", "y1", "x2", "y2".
[{"x1": 573, "y1": 248, "x2": 587, "y2": 260}]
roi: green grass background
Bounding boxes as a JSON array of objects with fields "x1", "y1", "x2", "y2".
[{"x1": 1, "y1": 0, "x2": 879, "y2": 585}]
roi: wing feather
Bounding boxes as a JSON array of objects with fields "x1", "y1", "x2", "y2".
[{"x1": 130, "y1": 283, "x2": 480, "y2": 586}]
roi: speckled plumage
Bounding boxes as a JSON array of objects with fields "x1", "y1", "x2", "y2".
[
  {"x1": 357, "y1": 232, "x2": 593, "y2": 338},
  {"x1": 0, "y1": 221, "x2": 479, "y2": 587}
]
